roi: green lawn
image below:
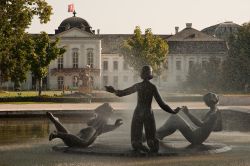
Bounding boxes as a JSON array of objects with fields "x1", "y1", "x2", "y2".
[{"x1": 0, "y1": 91, "x2": 63, "y2": 97}]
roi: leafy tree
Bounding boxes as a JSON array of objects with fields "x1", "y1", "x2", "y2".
[
  {"x1": 29, "y1": 32, "x2": 65, "y2": 96},
  {"x1": 185, "y1": 63, "x2": 204, "y2": 90},
  {"x1": 10, "y1": 34, "x2": 34, "y2": 90},
  {"x1": 122, "y1": 26, "x2": 169, "y2": 76},
  {"x1": 0, "y1": 0, "x2": 52, "y2": 84},
  {"x1": 203, "y1": 57, "x2": 222, "y2": 91},
  {"x1": 185, "y1": 57, "x2": 222, "y2": 91},
  {"x1": 221, "y1": 22, "x2": 250, "y2": 92}
]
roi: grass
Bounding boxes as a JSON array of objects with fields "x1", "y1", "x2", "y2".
[
  {"x1": 0, "y1": 102, "x2": 55, "y2": 104},
  {"x1": 0, "y1": 91, "x2": 63, "y2": 97}
]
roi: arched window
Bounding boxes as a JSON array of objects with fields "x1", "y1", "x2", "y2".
[
  {"x1": 58, "y1": 55, "x2": 63, "y2": 69},
  {"x1": 57, "y1": 76, "x2": 64, "y2": 90},
  {"x1": 72, "y1": 48, "x2": 79, "y2": 68},
  {"x1": 87, "y1": 48, "x2": 94, "y2": 68}
]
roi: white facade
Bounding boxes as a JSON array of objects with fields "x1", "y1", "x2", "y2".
[
  {"x1": 163, "y1": 54, "x2": 225, "y2": 89},
  {"x1": 48, "y1": 28, "x2": 102, "y2": 90},
  {"x1": 101, "y1": 54, "x2": 136, "y2": 89},
  {"x1": 1, "y1": 18, "x2": 228, "y2": 91}
]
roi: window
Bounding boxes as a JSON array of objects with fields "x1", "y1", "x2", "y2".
[
  {"x1": 113, "y1": 61, "x2": 118, "y2": 70},
  {"x1": 72, "y1": 48, "x2": 79, "y2": 68},
  {"x1": 162, "y1": 75, "x2": 167, "y2": 82},
  {"x1": 87, "y1": 48, "x2": 94, "y2": 68},
  {"x1": 217, "y1": 58, "x2": 222, "y2": 65},
  {"x1": 176, "y1": 61, "x2": 181, "y2": 70},
  {"x1": 113, "y1": 76, "x2": 118, "y2": 88},
  {"x1": 90, "y1": 76, "x2": 94, "y2": 88},
  {"x1": 103, "y1": 61, "x2": 108, "y2": 70},
  {"x1": 123, "y1": 62, "x2": 128, "y2": 70},
  {"x1": 72, "y1": 76, "x2": 78, "y2": 87},
  {"x1": 58, "y1": 55, "x2": 63, "y2": 69},
  {"x1": 189, "y1": 60, "x2": 194, "y2": 70},
  {"x1": 57, "y1": 76, "x2": 64, "y2": 90},
  {"x1": 103, "y1": 76, "x2": 108, "y2": 86},
  {"x1": 202, "y1": 60, "x2": 208, "y2": 67},
  {"x1": 123, "y1": 76, "x2": 128, "y2": 82},
  {"x1": 176, "y1": 75, "x2": 181, "y2": 81}
]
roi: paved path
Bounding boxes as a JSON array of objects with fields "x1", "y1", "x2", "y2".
[{"x1": 0, "y1": 101, "x2": 249, "y2": 112}]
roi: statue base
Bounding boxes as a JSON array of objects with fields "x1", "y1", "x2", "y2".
[{"x1": 52, "y1": 140, "x2": 231, "y2": 157}]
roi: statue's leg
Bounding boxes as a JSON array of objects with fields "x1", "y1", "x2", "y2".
[
  {"x1": 144, "y1": 113, "x2": 159, "y2": 153},
  {"x1": 54, "y1": 131, "x2": 97, "y2": 148},
  {"x1": 157, "y1": 115, "x2": 196, "y2": 144},
  {"x1": 46, "y1": 112, "x2": 68, "y2": 133},
  {"x1": 173, "y1": 116, "x2": 195, "y2": 143},
  {"x1": 156, "y1": 115, "x2": 178, "y2": 140},
  {"x1": 131, "y1": 114, "x2": 149, "y2": 152}
]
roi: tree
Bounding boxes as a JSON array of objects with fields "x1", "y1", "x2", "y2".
[
  {"x1": 122, "y1": 26, "x2": 169, "y2": 76},
  {"x1": 10, "y1": 34, "x2": 34, "y2": 90},
  {"x1": 221, "y1": 22, "x2": 250, "y2": 92},
  {"x1": 203, "y1": 57, "x2": 222, "y2": 91},
  {"x1": 0, "y1": 0, "x2": 52, "y2": 84},
  {"x1": 185, "y1": 63, "x2": 204, "y2": 91},
  {"x1": 185, "y1": 57, "x2": 222, "y2": 92},
  {"x1": 29, "y1": 32, "x2": 65, "y2": 96}
]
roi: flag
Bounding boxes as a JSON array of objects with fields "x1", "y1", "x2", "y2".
[{"x1": 68, "y1": 4, "x2": 74, "y2": 12}]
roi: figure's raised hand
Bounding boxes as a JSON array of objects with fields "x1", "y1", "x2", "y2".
[
  {"x1": 182, "y1": 106, "x2": 189, "y2": 114},
  {"x1": 174, "y1": 107, "x2": 181, "y2": 114},
  {"x1": 105, "y1": 86, "x2": 116, "y2": 93},
  {"x1": 115, "y1": 119, "x2": 123, "y2": 127}
]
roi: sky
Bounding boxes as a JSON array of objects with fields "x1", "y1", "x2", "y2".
[{"x1": 27, "y1": 0, "x2": 250, "y2": 35}]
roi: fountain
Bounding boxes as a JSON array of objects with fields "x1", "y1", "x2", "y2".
[{"x1": 49, "y1": 66, "x2": 232, "y2": 156}]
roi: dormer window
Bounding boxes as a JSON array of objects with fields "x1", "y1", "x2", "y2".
[
  {"x1": 65, "y1": 23, "x2": 70, "y2": 30},
  {"x1": 80, "y1": 23, "x2": 85, "y2": 30}
]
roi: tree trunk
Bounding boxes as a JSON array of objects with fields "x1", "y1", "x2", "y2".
[{"x1": 38, "y1": 78, "x2": 42, "y2": 96}]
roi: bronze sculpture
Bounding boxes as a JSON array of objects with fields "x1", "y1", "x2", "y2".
[
  {"x1": 156, "y1": 92, "x2": 222, "y2": 145},
  {"x1": 47, "y1": 103, "x2": 123, "y2": 147},
  {"x1": 105, "y1": 65, "x2": 180, "y2": 153}
]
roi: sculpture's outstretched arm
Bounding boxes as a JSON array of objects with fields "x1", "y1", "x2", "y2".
[
  {"x1": 105, "y1": 84, "x2": 137, "y2": 97},
  {"x1": 153, "y1": 86, "x2": 178, "y2": 114},
  {"x1": 102, "y1": 119, "x2": 123, "y2": 134}
]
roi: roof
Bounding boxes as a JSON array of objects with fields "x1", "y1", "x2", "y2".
[
  {"x1": 202, "y1": 22, "x2": 241, "y2": 41},
  {"x1": 55, "y1": 16, "x2": 93, "y2": 34},
  {"x1": 167, "y1": 27, "x2": 223, "y2": 41},
  {"x1": 100, "y1": 34, "x2": 172, "y2": 54},
  {"x1": 168, "y1": 41, "x2": 228, "y2": 54}
]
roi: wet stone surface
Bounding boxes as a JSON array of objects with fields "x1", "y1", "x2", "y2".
[{"x1": 52, "y1": 140, "x2": 231, "y2": 157}]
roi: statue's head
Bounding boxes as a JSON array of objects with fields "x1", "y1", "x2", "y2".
[
  {"x1": 203, "y1": 92, "x2": 219, "y2": 107},
  {"x1": 140, "y1": 65, "x2": 153, "y2": 80},
  {"x1": 95, "y1": 103, "x2": 113, "y2": 117}
]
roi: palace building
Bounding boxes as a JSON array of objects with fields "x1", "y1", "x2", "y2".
[{"x1": 2, "y1": 14, "x2": 240, "y2": 91}]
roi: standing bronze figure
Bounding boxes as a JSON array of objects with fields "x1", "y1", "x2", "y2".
[{"x1": 105, "y1": 65, "x2": 180, "y2": 153}]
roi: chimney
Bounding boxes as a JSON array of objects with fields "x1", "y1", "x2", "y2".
[
  {"x1": 97, "y1": 29, "x2": 100, "y2": 35},
  {"x1": 186, "y1": 23, "x2": 192, "y2": 28},
  {"x1": 175, "y1": 26, "x2": 179, "y2": 34}
]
